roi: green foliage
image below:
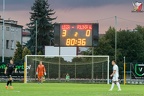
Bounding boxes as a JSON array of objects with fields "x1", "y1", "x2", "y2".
[
  {"x1": 26, "y1": 0, "x2": 56, "y2": 54},
  {"x1": 84, "y1": 26, "x2": 144, "y2": 64},
  {"x1": 38, "y1": 51, "x2": 43, "y2": 55},
  {"x1": 13, "y1": 42, "x2": 32, "y2": 62},
  {"x1": 13, "y1": 41, "x2": 23, "y2": 62},
  {"x1": 135, "y1": 25, "x2": 144, "y2": 39},
  {"x1": 22, "y1": 47, "x2": 32, "y2": 60},
  {"x1": 94, "y1": 36, "x2": 114, "y2": 56},
  {"x1": 84, "y1": 27, "x2": 115, "y2": 60},
  {"x1": 72, "y1": 57, "x2": 83, "y2": 63},
  {"x1": 117, "y1": 30, "x2": 144, "y2": 62}
]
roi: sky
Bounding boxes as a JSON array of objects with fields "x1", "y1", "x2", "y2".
[{"x1": 0, "y1": 0, "x2": 144, "y2": 33}]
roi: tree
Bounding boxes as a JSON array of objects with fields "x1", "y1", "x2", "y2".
[
  {"x1": 22, "y1": 47, "x2": 32, "y2": 60},
  {"x1": 13, "y1": 41, "x2": 23, "y2": 62},
  {"x1": 94, "y1": 36, "x2": 114, "y2": 56},
  {"x1": 117, "y1": 30, "x2": 144, "y2": 62},
  {"x1": 135, "y1": 25, "x2": 144, "y2": 39},
  {"x1": 26, "y1": 0, "x2": 56, "y2": 54},
  {"x1": 84, "y1": 27, "x2": 115, "y2": 59},
  {"x1": 83, "y1": 26, "x2": 144, "y2": 63},
  {"x1": 38, "y1": 51, "x2": 43, "y2": 55}
]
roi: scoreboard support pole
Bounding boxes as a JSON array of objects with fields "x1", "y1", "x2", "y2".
[
  {"x1": 58, "y1": 46, "x2": 61, "y2": 82},
  {"x1": 91, "y1": 47, "x2": 94, "y2": 82}
]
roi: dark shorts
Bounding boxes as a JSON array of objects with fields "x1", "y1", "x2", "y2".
[{"x1": 6, "y1": 72, "x2": 13, "y2": 78}]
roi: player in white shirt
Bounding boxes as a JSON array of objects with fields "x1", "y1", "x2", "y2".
[{"x1": 109, "y1": 60, "x2": 121, "y2": 91}]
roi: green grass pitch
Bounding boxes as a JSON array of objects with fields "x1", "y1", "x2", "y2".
[{"x1": 0, "y1": 83, "x2": 144, "y2": 96}]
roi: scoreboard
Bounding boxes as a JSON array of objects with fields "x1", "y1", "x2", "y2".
[{"x1": 54, "y1": 23, "x2": 99, "y2": 47}]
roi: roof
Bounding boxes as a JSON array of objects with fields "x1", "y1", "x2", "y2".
[
  {"x1": 0, "y1": 19, "x2": 23, "y2": 27},
  {"x1": 22, "y1": 32, "x2": 30, "y2": 36}
]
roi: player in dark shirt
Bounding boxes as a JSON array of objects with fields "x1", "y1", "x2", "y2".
[{"x1": 4, "y1": 59, "x2": 17, "y2": 89}]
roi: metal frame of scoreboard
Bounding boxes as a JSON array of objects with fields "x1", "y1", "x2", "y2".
[{"x1": 54, "y1": 23, "x2": 99, "y2": 47}]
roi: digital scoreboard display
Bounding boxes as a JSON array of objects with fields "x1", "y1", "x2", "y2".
[{"x1": 54, "y1": 23, "x2": 99, "y2": 47}]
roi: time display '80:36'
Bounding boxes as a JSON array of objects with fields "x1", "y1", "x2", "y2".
[
  {"x1": 66, "y1": 38, "x2": 86, "y2": 46},
  {"x1": 61, "y1": 29, "x2": 91, "y2": 46}
]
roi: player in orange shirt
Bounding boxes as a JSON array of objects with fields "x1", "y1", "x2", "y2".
[{"x1": 36, "y1": 61, "x2": 46, "y2": 83}]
